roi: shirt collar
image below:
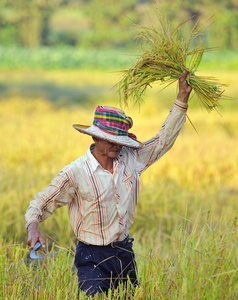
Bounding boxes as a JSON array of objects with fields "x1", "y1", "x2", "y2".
[
  {"x1": 86, "y1": 144, "x2": 101, "y2": 172},
  {"x1": 86, "y1": 144, "x2": 124, "y2": 172}
]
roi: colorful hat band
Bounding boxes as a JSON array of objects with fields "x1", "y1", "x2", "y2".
[{"x1": 93, "y1": 106, "x2": 137, "y2": 140}]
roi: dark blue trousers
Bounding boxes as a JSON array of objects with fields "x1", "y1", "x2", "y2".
[{"x1": 74, "y1": 236, "x2": 138, "y2": 296}]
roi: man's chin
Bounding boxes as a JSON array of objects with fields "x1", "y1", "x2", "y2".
[{"x1": 109, "y1": 151, "x2": 120, "y2": 158}]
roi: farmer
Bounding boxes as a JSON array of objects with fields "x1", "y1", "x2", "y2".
[{"x1": 25, "y1": 71, "x2": 191, "y2": 296}]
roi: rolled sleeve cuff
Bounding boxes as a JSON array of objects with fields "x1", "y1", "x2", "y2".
[
  {"x1": 25, "y1": 209, "x2": 40, "y2": 229},
  {"x1": 174, "y1": 99, "x2": 188, "y2": 112}
]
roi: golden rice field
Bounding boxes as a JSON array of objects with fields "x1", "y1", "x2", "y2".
[{"x1": 1, "y1": 69, "x2": 238, "y2": 299}]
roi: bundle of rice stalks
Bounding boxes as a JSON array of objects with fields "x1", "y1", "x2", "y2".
[{"x1": 117, "y1": 14, "x2": 227, "y2": 111}]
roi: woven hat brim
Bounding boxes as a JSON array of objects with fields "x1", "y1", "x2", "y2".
[{"x1": 73, "y1": 124, "x2": 143, "y2": 149}]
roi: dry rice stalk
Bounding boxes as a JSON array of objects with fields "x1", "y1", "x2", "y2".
[{"x1": 117, "y1": 14, "x2": 227, "y2": 111}]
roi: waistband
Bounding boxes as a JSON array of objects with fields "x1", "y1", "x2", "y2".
[
  {"x1": 110, "y1": 236, "x2": 134, "y2": 248},
  {"x1": 78, "y1": 236, "x2": 134, "y2": 248}
]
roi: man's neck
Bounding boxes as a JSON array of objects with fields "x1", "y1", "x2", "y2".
[{"x1": 91, "y1": 147, "x2": 114, "y2": 174}]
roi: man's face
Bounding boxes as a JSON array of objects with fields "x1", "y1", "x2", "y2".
[{"x1": 93, "y1": 138, "x2": 123, "y2": 159}]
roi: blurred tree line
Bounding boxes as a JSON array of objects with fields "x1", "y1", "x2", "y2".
[{"x1": 0, "y1": 0, "x2": 237, "y2": 49}]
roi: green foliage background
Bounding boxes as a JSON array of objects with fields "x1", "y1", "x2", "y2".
[{"x1": 0, "y1": 0, "x2": 237, "y2": 49}]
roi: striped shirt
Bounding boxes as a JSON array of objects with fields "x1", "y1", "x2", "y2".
[{"x1": 25, "y1": 99, "x2": 187, "y2": 246}]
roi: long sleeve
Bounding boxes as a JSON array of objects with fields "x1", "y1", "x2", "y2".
[
  {"x1": 25, "y1": 168, "x2": 75, "y2": 229},
  {"x1": 136, "y1": 99, "x2": 188, "y2": 175}
]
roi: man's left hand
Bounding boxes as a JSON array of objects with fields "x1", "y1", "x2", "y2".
[{"x1": 177, "y1": 70, "x2": 192, "y2": 103}]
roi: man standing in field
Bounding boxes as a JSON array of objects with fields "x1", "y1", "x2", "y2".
[{"x1": 25, "y1": 71, "x2": 191, "y2": 296}]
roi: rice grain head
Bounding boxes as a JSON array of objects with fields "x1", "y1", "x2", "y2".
[{"x1": 116, "y1": 13, "x2": 230, "y2": 111}]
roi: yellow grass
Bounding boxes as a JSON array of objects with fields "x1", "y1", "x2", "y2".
[
  {"x1": 0, "y1": 69, "x2": 238, "y2": 245},
  {"x1": 0, "y1": 69, "x2": 238, "y2": 299}
]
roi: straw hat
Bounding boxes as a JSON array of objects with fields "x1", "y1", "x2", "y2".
[{"x1": 73, "y1": 105, "x2": 142, "y2": 149}]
